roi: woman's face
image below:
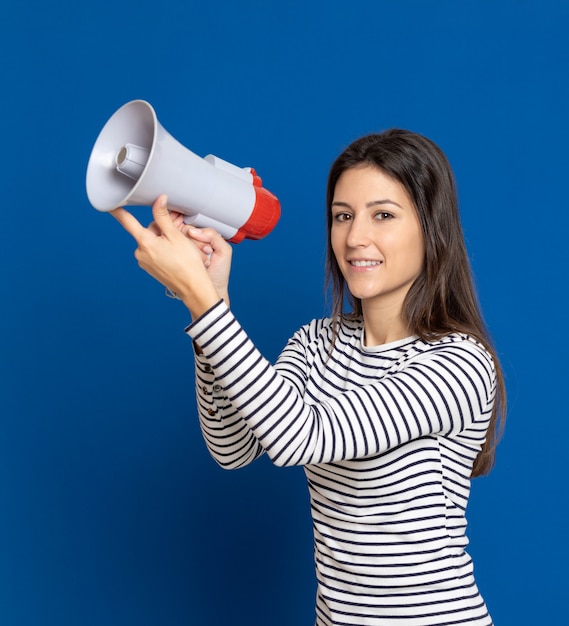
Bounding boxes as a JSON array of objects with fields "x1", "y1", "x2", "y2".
[{"x1": 330, "y1": 165, "x2": 425, "y2": 316}]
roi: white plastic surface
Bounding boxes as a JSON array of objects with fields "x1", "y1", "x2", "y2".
[
  {"x1": 115, "y1": 143, "x2": 150, "y2": 181},
  {"x1": 86, "y1": 100, "x2": 255, "y2": 238}
]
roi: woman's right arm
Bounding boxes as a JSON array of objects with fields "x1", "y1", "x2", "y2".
[
  {"x1": 188, "y1": 303, "x2": 495, "y2": 469},
  {"x1": 173, "y1": 218, "x2": 262, "y2": 468},
  {"x1": 194, "y1": 349, "x2": 266, "y2": 469},
  {"x1": 191, "y1": 307, "x2": 312, "y2": 471}
]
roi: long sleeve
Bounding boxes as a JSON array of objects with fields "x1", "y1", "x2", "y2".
[
  {"x1": 193, "y1": 343, "x2": 264, "y2": 469},
  {"x1": 187, "y1": 301, "x2": 495, "y2": 470}
]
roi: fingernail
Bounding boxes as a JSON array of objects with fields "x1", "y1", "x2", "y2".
[{"x1": 161, "y1": 195, "x2": 168, "y2": 207}]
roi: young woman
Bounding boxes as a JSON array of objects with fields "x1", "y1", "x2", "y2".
[{"x1": 112, "y1": 129, "x2": 506, "y2": 626}]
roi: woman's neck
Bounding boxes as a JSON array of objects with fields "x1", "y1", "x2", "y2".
[{"x1": 361, "y1": 300, "x2": 411, "y2": 347}]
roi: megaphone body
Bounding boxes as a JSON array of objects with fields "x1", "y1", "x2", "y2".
[{"x1": 86, "y1": 100, "x2": 280, "y2": 243}]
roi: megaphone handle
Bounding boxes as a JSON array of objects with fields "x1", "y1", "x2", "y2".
[{"x1": 182, "y1": 213, "x2": 237, "y2": 241}]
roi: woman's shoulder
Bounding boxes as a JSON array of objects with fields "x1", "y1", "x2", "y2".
[
  {"x1": 410, "y1": 332, "x2": 496, "y2": 374},
  {"x1": 423, "y1": 332, "x2": 491, "y2": 353},
  {"x1": 293, "y1": 314, "x2": 363, "y2": 344}
]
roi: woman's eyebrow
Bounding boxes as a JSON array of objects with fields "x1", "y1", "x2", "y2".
[{"x1": 331, "y1": 199, "x2": 404, "y2": 209}]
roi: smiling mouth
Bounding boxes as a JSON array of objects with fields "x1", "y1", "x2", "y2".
[{"x1": 349, "y1": 260, "x2": 382, "y2": 267}]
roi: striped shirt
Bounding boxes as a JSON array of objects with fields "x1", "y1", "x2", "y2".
[{"x1": 186, "y1": 300, "x2": 496, "y2": 626}]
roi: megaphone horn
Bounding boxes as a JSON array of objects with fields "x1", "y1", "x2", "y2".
[{"x1": 85, "y1": 100, "x2": 280, "y2": 243}]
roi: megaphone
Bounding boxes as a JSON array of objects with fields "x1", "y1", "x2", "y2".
[{"x1": 86, "y1": 100, "x2": 280, "y2": 243}]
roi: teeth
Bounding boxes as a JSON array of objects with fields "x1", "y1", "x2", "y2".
[{"x1": 350, "y1": 260, "x2": 381, "y2": 267}]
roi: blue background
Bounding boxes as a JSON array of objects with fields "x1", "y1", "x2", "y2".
[{"x1": 1, "y1": 1, "x2": 567, "y2": 624}]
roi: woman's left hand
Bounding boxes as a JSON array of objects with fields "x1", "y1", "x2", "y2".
[{"x1": 167, "y1": 212, "x2": 233, "y2": 305}]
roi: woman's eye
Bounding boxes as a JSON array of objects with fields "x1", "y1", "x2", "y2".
[
  {"x1": 334, "y1": 212, "x2": 352, "y2": 222},
  {"x1": 375, "y1": 212, "x2": 393, "y2": 220}
]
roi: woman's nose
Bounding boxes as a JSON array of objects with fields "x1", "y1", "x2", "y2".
[{"x1": 346, "y1": 216, "x2": 370, "y2": 248}]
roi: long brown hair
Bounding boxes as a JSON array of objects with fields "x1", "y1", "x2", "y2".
[{"x1": 325, "y1": 129, "x2": 505, "y2": 477}]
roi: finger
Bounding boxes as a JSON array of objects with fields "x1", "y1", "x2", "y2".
[
  {"x1": 193, "y1": 240, "x2": 214, "y2": 256},
  {"x1": 170, "y1": 213, "x2": 186, "y2": 229},
  {"x1": 186, "y1": 226, "x2": 230, "y2": 253},
  {"x1": 111, "y1": 207, "x2": 147, "y2": 239},
  {"x1": 151, "y1": 195, "x2": 177, "y2": 238},
  {"x1": 168, "y1": 210, "x2": 184, "y2": 221},
  {"x1": 173, "y1": 217, "x2": 192, "y2": 235},
  {"x1": 182, "y1": 226, "x2": 215, "y2": 242}
]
